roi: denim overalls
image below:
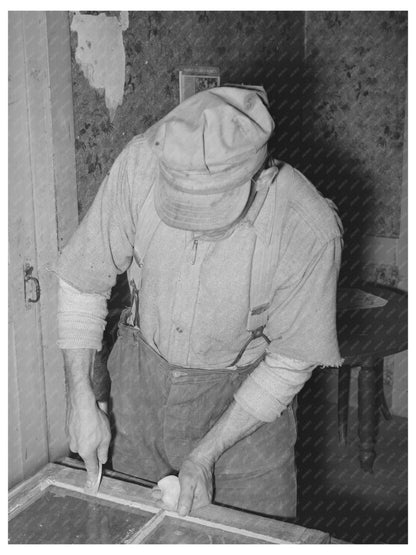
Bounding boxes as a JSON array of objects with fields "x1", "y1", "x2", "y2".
[{"x1": 108, "y1": 309, "x2": 297, "y2": 518}]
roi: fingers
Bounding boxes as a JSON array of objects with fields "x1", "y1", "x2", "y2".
[
  {"x1": 177, "y1": 476, "x2": 196, "y2": 517},
  {"x1": 83, "y1": 452, "x2": 99, "y2": 488},
  {"x1": 97, "y1": 410, "x2": 111, "y2": 464},
  {"x1": 177, "y1": 458, "x2": 213, "y2": 516},
  {"x1": 97, "y1": 436, "x2": 110, "y2": 464},
  {"x1": 193, "y1": 482, "x2": 211, "y2": 509},
  {"x1": 69, "y1": 438, "x2": 78, "y2": 453}
]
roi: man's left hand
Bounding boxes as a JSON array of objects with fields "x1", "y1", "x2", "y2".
[{"x1": 177, "y1": 455, "x2": 213, "y2": 516}]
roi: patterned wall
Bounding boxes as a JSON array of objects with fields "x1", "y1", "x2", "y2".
[{"x1": 300, "y1": 12, "x2": 407, "y2": 283}]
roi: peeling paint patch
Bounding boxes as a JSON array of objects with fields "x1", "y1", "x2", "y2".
[{"x1": 71, "y1": 12, "x2": 129, "y2": 121}]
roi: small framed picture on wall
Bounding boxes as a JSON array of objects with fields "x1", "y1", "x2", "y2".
[{"x1": 179, "y1": 67, "x2": 220, "y2": 103}]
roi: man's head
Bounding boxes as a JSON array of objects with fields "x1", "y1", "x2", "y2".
[{"x1": 146, "y1": 85, "x2": 275, "y2": 232}]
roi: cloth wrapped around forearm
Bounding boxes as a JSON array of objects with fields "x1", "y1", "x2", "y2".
[
  {"x1": 57, "y1": 278, "x2": 109, "y2": 351},
  {"x1": 234, "y1": 354, "x2": 315, "y2": 422}
]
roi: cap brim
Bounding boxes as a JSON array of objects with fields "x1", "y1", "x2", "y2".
[{"x1": 154, "y1": 171, "x2": 251, "y2": 232}]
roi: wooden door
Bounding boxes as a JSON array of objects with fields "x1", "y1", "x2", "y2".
[{"x1": 8, "y1": 12, "x2": 78, "y2": 488}]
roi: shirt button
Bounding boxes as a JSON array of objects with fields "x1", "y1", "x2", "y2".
[{"x1": 176, "y1": 326, "x2": 183, "y2": 333}]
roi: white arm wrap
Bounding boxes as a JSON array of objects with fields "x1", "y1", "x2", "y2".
[
  {"x1": 234, "y1": 353, "x2": 315, "y2": 422},
  {"x1": 57, "y1": 278, "x2": 108, "y2": 351}
]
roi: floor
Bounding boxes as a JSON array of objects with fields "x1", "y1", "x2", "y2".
[{"x1": 293, "y1": 371, "x2": 408, "y2": 544}]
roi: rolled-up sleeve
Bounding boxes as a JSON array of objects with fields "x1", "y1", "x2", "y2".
[{"x1": 234, "y1": 354, "x2": 315, "y2": 421}]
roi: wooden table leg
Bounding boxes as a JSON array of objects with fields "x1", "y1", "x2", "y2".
[
  {"x1": 358, "y1": 362, "x2": 377, "y2": 472},
  {"x1": 374, "y1": 359, "x2": 392, "y2": 421},
  {"x1": 338, "y1": 365, "x2": 351, "y2": 445}
]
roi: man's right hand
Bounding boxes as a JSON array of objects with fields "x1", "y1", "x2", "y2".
[
  {"x1": 66, "y1": 393, "x2": 111, "y2": 484},
  {"x1": 62, "y1": 348, "x2": 112, "y2": 486}
]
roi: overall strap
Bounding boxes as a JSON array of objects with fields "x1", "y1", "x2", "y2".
[
  {"x1": 227, "y1": 164, "x2": 288, "y2": 369},
  {"x1": 127, "y1": 187, "x2": 161, "y2": 326},
  {"x1": 134, "y1": 186, "x2": 161, "y2": 273}
]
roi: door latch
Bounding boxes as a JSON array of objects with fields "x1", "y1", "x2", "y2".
[{"x1": 24, "y1": 263, "x2": 41, "y2": 304}]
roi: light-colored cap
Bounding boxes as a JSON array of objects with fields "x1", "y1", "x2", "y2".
[{"x1": 146, "y1": 85, "x2": 275, "y2": 231}]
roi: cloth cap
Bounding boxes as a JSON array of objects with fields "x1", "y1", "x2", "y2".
[{"x1": 146, "y1": 85, "x2": 275, "y2": 231}]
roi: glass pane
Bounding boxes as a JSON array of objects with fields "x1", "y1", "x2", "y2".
[{"x1": 9, "y1": 485, "x2": 154, "y2": 544}]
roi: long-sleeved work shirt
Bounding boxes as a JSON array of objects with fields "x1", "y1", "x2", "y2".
[{"x1": 57, "y1": 134, "x2": 343, "y2": 422}]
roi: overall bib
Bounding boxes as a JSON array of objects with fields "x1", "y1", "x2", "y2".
[{"x1": 108, "y1": 310, "x2": 297, "y2": 518}]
